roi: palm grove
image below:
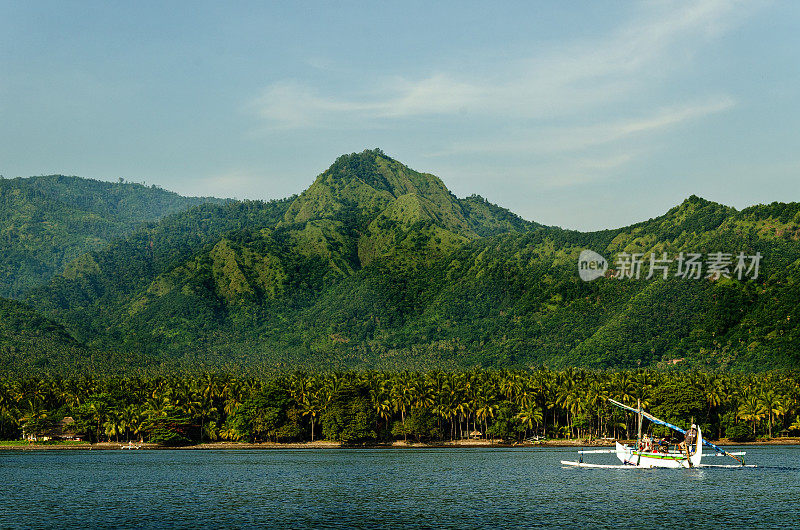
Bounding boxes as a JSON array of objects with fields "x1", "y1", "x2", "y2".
[{"x1": 3, "y1": 370, "x2": 799, "y2": 445}]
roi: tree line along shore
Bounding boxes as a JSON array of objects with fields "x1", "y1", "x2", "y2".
[{"x1": 2, "y1": 369, "x2": 798, "y2": 447}]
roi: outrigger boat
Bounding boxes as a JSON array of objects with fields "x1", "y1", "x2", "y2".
[{"x1": 562, "y1": 398, "x2": 752, "y2": 469}]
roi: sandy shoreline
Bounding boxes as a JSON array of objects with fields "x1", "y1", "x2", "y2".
[{"x1": 2, "y1": 437, "x2": 798, "y2": 451}]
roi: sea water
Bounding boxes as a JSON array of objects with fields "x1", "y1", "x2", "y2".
[{"x1": 1, "y1": 446, "x2": 798, "y2": 528}]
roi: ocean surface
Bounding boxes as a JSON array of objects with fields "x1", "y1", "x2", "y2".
[{"x1": 1, "y1": 446, "x2": 798, "y2": 528}]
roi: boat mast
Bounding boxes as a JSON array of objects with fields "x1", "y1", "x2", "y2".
[
  {"x1": 636, "y1": 399, "x2": 642, "y2": 466},
  {"x1": 637, "y1": 399, "x2": 642, "y2": 447}
]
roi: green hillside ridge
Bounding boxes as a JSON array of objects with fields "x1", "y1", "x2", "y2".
[
  {"x1": 25, "y1": 198, "x2": 294, "y2": 341},
  {"x1": 5, "y1": 150, "x2": 800, "y2": 375},
  {"x1": 458, "y1": 193, "x2": 538, "y2": 237},
  {"x1": 365, "y1": 216, "x2": 794, "y2": 371},
  {"x1": 0, "y1": 297, "x2": 119, "y2": 375},
  {"x1": 0, "y1": 175, "x2": 227, "y2": 297}
]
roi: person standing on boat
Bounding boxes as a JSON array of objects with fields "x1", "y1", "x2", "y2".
[
  {"x1": 685, "y1": 426, "x2": 697, "y2": 445},
  {"x1": 681, "y1": 426, "x2": 697, "y2": 453}
]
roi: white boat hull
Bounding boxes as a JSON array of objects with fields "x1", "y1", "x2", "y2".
[
  {"x1": 561, "y1": 460, "x2": 756, "y2": 469},
  {"x1": 561, "y1": 460, "x2": 641, "y2": 468}
]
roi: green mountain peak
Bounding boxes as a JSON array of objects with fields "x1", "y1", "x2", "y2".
[
  {"x1": 280, "y1": 149, "x2": 481, "y2": 266},
  {"x1": 283, "y1": 149, "x2": 470, "y2": 229}
]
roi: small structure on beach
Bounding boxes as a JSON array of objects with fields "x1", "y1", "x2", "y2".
[{"x1": 22, "y1": 416, "x2": 83, "y2": 442}]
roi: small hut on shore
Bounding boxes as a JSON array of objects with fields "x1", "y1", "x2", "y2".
[{"x1": 22, "y1": 417, "x2": 83, "y2": 442}]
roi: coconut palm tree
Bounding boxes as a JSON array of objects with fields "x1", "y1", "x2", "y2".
[
  {"x1": 516, "y1": 400, "x2": 543, "y2": 438},
  {"x1": 586, "y1": 380, "x2": 608, "y2": 438},
  {"x1": 219, "y1": 419, "x2": 241, "y2": 441},
  {"x1": 454, "y1": 400, "x2": 472, "y2": 440},
  {"x1": 104, "y1": 410, "x2": 123, "y2": 442},
  {"x1": 390, "y1": 373, "x2": 415, "y2": 441},
  {"x1": 0, "y1": 383, "x2": 17, "y2": 429},
  {"x1": 789, "y1": 415, "x2": 800, "y2": 434},
  {"x1": 701, "y1": 374, "x2": 727, "y2": 439},
  {"x1": 738, "y1": 392, "x2": 765, "y2": 435},
  {"x1": 300, "y1": 391, "x2": 324, "y2": 442},
  {"x1": 119, "y1": 405, "x2": 140, "y2": 442},
  {"x1": 473, "y1": 384, "x2": 497, "y2": 438},
  {"x1": 203, "y1": 420, "x2": 219, "y2": 441},
  {"x1": 196, "y1": 392, "x2": 218, "y2": 443},
  {"x1": 89, "y1": 399, "x2": 111, "y2": 442},
  {"x1": 557, "y1": 381, "x2": 585, "y2": 438},
  {"x1": 759, "y1": 390, "x2": 785, "y2": 438}
]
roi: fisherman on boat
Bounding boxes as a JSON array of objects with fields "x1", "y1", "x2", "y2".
[
  {"x1": 561, "y1": 398, "x2": 751, "y2": 468},
  {"x1": 684, "y1": 426, "x2": 697, "y2": 446}
]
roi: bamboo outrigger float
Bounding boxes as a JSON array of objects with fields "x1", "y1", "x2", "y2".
[{"x1": 561, "y1": 398, "x2": 754, "y2": 469}]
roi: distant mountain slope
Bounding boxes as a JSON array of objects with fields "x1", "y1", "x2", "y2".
[
  {"x1": 0, "y1": 297, "x2": 110, "y2": 375},
  {"x1": 26, "y1": 198, "x2": 295, "y2": 341},
  {"x1": 9, "y1": 151, "x2": 800, "y2": 375},
  {"x1": 0, "y1": 175, "x2": 226, "y2": 297}
]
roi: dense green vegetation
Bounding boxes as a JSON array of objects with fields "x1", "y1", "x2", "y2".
[
  {"x1": 0, "y1": 297, "x2": 104, "y2": 373},
  {"x1": 2, "y1": 370, "x2": 798, "y2": 444},
  {"x1": 0, "y1": 175, "x2": 225, "y2": 297},
  {"x1": 1, "y1": 150, "x2": 798, "y2": 375},
  {"x1": 25, "y1": 197, "x2": 295, "y2": 345}
]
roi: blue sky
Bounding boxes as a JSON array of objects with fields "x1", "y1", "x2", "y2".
[{"x1": 1, "y1": 1, "x2": 798, "y2": 230}]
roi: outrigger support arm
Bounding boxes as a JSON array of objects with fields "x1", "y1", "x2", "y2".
[{"x1": 608, "y1": 398, "x2": 744, "y2": 465}]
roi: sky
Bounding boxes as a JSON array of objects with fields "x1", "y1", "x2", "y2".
[{"x1": 1, "y1": 0, "x2": 798, "y2": 230}]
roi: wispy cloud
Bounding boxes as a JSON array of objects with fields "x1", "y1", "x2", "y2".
[
  {"x1": 250, "y1": 0, "x2": 748, "y2": 129},
  {"x1": 246, "y1": 0, "x2": 759, "y2": 199},
  {"x1": 250, "y1": 74, "x2": 482, "y2": 129},
  {"x1": 434, "y1": 97, "x2": 736, "y2": 157}
]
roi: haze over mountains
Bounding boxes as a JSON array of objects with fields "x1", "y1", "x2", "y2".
[
  {"x1": 0, "y1": 175, "x2": 226, "y2": 298},
  {"x1": 1, "y1": 150, "x2": 798, "y2": 375}
]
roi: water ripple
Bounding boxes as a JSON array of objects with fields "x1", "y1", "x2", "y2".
[{"x1": 1, "y1": 446, "x2": 798, "y2": 528}]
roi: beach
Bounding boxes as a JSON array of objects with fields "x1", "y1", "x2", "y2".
[{"x1": 4, "y1": 437, "x2": 799, "y2": 450}]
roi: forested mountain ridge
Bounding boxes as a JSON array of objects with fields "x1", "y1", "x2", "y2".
[
  {"x1": 22, "y1": 150, "x2": 534, "y2": 367},
  {"x1": 25, "y1": 198, "x2": 295, "y2": 339},
  {"x1": 406, "y1": 200, "x2": 800, "y2": 372},
  {"x1": 3, "y1": 150, "x2": 800, "y2": 375},
  {"x1": 0, "y1": 297, "x2": 114, "y2": 374},
  {"x1": 0, "y1": 175, "x2": 227, "y2": 297}
]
